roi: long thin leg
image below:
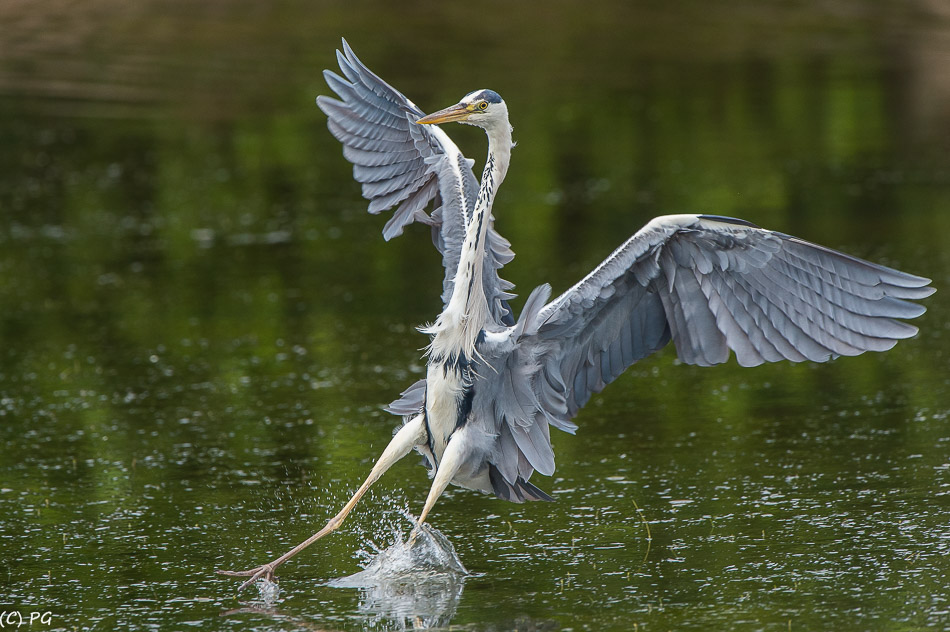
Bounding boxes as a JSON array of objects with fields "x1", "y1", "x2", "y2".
[
  {"x1": 218, "y1": 414, "x2": 427, "y2": 591},
  {"x1": 409, "y1": 428, "x2": 468, "y2": 543}
]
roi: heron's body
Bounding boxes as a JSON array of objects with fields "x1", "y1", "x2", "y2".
[
  {"x1": 415, "y1": 96, "x2": 516, "y2": 497},
  {"x1": 219, "y1": 40, "x2": 934, "y2": 590}
]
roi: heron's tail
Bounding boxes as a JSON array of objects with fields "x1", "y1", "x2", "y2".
[{"x1": 488, "y1": 464, "x2": 554, "y2": 503}]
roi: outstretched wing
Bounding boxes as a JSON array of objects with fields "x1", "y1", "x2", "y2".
[
  {"x1": 316, "y1": 39, "x2": 515, "y2": 325},
  {"x1": 520, "y1": 213, "x2": 934, "y2": 425}
]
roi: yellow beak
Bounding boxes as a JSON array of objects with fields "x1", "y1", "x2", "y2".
[{"x1": 415, "y1": 103, "x2": 471, "y2": 125}]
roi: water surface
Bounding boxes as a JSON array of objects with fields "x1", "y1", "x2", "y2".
[{"x1": 1, "y1": 1, "x2": 949, "y2": 630}]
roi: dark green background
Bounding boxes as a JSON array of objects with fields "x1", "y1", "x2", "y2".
[{"x1": 1, "y1": 1, "x2": 948, "y2": 630}]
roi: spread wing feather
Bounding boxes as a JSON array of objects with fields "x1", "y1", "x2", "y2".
[
  {"x1": 517, "y1": 214, "x2": 932, "y2": 428},
  {"x1": 317, "y1": 39, "x2": 515, "y2": 325}
]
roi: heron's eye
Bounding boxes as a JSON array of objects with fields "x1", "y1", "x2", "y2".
[{"x1": 477, "y1": 101, "x2": 488, "y2": 111}]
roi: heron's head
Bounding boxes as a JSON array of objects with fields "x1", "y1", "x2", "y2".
[{"x1": 416, "y1": 89, "x2": 508, "y2": 130}]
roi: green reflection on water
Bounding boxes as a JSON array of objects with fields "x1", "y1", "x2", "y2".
[{"x1": 1, "y1": 1, "x2": 948, "y2": 630}]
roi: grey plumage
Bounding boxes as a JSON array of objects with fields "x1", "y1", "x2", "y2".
[{"x1": 218, "y1": 40, "x2": 934, "y2": 591}]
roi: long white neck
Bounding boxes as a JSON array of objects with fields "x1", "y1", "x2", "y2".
[{"x1": 427, "y1": 117, "x2": 513, "y2": 361}]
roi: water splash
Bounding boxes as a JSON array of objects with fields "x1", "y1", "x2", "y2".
[
  {"x1": 330, "y1": 514, "x2": 468, "y2": 629},
  {"x1": 254, "y1": 578, "x2": 281, "y2": 605}
]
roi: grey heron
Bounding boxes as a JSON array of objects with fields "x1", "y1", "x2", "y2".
[{"x1": 219, "y1": 40, "x2": 934, "y2": 591}]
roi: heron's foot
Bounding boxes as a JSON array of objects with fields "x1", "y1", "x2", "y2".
[
  {"x1": 217, "y1": 562, "x2": 280, "y2": 593},
  {"x1": 407, "y1": 523, "x2": 427, "y2": 548}
]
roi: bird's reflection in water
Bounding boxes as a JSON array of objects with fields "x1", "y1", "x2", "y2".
[{"x1": 329, "y1": 523, "x2": 467, "y2": 629}]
